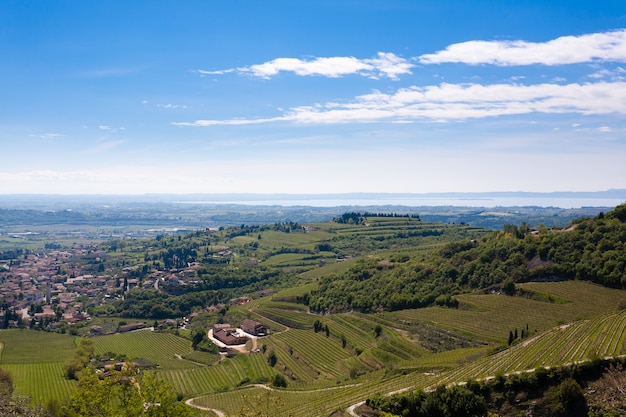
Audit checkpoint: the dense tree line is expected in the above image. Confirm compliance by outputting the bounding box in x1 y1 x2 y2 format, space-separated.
310 204 626 313
0 248 26 261
194 266 283 292
334 212 421 224
367 357 626 417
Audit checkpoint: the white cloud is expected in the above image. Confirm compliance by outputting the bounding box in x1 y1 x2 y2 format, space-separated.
588 66 626 80
197 52 413 80
96 125 126 133
173 81 626 126
419 29 626 66
157 103 188 109
29 133 64 139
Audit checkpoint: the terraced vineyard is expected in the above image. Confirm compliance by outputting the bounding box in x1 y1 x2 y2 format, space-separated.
161 351 275 395
388 280 626 344
189 310 626 417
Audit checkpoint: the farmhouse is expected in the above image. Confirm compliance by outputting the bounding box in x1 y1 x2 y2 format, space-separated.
118 323 146 333
213 326 249 345
240 319 267 336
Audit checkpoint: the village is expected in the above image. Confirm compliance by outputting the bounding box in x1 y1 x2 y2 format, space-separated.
0 244 269 343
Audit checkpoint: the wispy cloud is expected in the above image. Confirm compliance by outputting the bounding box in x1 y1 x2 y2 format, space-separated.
197 52 413 80
174 81 626 126
157 103 188 109
419 29 626 66
588 66 626 80
29 133 64 139
96 125 126 133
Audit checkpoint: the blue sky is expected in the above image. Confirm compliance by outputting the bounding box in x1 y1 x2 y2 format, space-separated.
2 0 626 195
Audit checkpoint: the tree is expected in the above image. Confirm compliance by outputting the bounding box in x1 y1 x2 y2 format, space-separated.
267 350 278 367
63 339 95 380
502 279 516 296
140 372 195 417
272 374 287 388
63 366 194 417
191 328 205 349
556 378 587 417
374 324 383 338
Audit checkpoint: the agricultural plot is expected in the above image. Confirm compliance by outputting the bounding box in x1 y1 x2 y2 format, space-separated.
181 349 220 365
270 329 353 379
261 337 325 384
389 280 626 344
271 281 317 299
2 362 75 402
0 329 77 364
436 310 626 386
254 307 317 329
190 381 386 417
518 280 626 316
188 309 626 417
91 330 197 370
261 252 329 268
326 314 378 351
0 330 78 402
161 352 275 395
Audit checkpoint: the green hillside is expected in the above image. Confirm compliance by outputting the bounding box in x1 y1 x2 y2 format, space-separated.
0 206 625 416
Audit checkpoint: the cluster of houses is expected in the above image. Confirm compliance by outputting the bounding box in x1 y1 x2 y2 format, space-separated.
0 245 276 348
0 246 196 329
0 249 99 328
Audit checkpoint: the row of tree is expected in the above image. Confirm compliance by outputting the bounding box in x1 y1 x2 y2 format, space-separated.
333 211 421 224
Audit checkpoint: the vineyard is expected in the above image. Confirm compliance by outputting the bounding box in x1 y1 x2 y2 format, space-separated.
2 280 623 411
388 280 626 344
189 309 626 417
1 209 626 415
0 330 77 401
91 330 198 370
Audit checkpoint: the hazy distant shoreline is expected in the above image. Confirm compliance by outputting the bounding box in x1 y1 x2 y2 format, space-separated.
1 190 625 209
